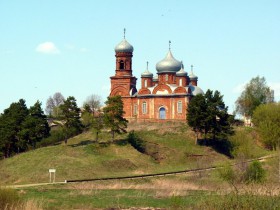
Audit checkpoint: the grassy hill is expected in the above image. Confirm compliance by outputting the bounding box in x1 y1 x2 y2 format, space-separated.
0 122 270 185
1 122 279 209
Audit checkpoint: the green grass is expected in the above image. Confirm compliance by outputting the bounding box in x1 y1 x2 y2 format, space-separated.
18 184 280 210
0 123 272 185
0 121 278 209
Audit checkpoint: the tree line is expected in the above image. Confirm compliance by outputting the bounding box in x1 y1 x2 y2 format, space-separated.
0 100 49 158
0 93 127 158
0 75 278 159
187 76 279 152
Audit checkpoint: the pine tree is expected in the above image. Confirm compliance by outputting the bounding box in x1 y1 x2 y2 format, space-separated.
19 101 50 149
0 99 28 157
103 95 128 141
60 96 82 144
187 89 233 142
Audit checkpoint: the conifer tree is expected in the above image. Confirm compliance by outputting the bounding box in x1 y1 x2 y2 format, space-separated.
187 89 233 142
103 95 128 141
60 96 82 144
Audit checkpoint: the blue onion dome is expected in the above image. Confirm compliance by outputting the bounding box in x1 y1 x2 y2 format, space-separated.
115 39 134 53
176 61 188 76
156 50 181 73
141 61 153 78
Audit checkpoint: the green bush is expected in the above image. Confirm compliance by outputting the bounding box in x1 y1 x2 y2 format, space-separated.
127 131 146 153
37 127 65 147
218 163 235 183
245 160 266 184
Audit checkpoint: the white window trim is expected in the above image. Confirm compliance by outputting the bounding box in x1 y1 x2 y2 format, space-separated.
144 79 147 88
142 102 147 114
133 104 138 115
177 101 182 113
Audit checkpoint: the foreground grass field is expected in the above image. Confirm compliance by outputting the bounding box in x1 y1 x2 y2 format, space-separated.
1 122 278 209
16 178 280 209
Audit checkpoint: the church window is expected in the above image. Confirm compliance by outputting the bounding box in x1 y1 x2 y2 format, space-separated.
144 79 147 88
177 101 182 113
119 60 124 70
165 74 168 81
179 79 182 86
133 104 138 115
142 102 147 114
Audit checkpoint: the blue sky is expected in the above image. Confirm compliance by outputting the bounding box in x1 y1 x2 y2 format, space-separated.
0 0 279 114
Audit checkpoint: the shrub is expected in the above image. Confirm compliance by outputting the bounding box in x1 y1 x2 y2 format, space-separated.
127 131 146 153
37 127 65 147
218 163 235 183
245 160 266 184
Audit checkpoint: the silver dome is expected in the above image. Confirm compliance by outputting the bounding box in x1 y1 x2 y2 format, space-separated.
189 85 204 96
141 70 153 78
156 50 181 73
115 39 134 53
141 61 153 78
176 62 188 76
189 70 198 80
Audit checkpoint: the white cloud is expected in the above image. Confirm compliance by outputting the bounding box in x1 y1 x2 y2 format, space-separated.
80 47 90 53
36 42 60 54
65 44 75 50
2 49 14 54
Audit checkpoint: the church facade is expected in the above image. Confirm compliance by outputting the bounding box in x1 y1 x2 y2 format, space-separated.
110 35 203 121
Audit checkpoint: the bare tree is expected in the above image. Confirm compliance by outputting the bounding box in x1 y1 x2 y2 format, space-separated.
53 92 65 107
45 96 55 116
83 94 102 115
45 92 65 117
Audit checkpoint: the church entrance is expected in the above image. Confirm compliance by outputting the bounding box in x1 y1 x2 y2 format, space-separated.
159 107 166 119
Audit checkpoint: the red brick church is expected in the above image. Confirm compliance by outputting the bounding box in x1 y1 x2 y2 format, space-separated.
110 32 204 121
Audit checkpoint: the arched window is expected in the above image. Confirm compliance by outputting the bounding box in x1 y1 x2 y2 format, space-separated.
165 74 168 81
177 101 182 113
179 79 182 86
159 107 166 119
144 79 147 88
119 60 124 70
133 104 138 115
142 102 147 114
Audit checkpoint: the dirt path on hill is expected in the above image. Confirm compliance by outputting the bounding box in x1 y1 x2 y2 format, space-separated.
5 154 276 189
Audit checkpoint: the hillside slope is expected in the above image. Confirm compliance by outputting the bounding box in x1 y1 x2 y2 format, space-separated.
0 122 267 184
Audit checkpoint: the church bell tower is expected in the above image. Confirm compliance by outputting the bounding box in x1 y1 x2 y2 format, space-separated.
110 29 137 96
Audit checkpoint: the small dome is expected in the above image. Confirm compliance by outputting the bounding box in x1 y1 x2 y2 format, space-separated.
189 65 198 80
156 50 181 73
153 75 158 81
115 39 134 53
141 70 153 78
189 85 204 96
176 62 188 76
189 70 198 80
141 61 153 78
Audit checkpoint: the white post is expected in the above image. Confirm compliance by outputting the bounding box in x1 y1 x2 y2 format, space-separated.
49 169 56 183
